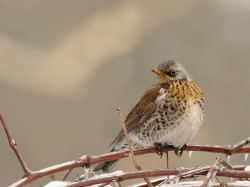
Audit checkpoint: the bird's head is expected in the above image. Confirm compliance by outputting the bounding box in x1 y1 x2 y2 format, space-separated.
152 60 191 84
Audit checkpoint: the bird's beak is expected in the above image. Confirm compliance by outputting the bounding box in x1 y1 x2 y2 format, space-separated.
151 69 162 75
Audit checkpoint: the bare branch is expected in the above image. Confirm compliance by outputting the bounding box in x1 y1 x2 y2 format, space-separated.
117 108 153 187
65 166 250 187
8 143 250 187
62 168 73 181
1 112 248 187
185 142 250 155
156 166 211 186
130 165 249 187
9 155 93 187
0 113 31 177
202 157 225 187
230 137 250 155
117 108 139 170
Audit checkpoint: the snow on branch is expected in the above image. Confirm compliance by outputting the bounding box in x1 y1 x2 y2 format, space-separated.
1 114 250 187
66 165 250 187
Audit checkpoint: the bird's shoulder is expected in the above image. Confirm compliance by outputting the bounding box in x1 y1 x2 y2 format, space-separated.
125 83 169 121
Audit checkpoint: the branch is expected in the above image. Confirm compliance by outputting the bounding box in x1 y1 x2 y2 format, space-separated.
154 166 211 186
117 108 138 169
9 145 250 187
1 112 249 187
117 108 153 187
230 137 250 154
58 166 250 187
0 113 31 177
9 155 93 187
202 157 230 187
126 165 250 187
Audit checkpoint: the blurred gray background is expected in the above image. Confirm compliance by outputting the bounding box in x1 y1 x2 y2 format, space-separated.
0 0 250 186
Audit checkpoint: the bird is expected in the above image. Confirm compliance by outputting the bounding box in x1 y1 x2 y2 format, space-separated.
94 60 205 172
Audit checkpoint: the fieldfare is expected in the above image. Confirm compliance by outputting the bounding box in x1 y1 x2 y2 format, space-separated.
94 60 205 172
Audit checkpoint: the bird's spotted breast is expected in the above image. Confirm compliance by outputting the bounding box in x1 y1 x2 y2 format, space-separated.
136 80 204 148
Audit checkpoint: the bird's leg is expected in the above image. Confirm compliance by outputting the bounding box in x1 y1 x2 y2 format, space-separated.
174 144 186 157
154 143 164 158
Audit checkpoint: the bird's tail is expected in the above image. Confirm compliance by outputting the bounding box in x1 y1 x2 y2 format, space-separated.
93 148 118 172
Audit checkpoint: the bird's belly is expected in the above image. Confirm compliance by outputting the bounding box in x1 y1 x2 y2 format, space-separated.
134 103 203 149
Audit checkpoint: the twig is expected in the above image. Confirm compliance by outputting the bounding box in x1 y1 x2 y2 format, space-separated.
117 108 153 187
215 176 227 187
117 108 139 169
178 166 211 179
62 168 73 181
0 113 31 177
166 151 169 168
202 157 233 187
229 137 250 155
157 166 211 186
112 180 122 187
202 157 222 187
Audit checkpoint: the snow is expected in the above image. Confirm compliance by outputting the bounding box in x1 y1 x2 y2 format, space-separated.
244 153 249 161
156 176 177 186
90 170 124 180
11 139 16 145
209 171 217 185
43 181 71 187
9 178 27 187
130 180 250 187
37 160 76 173
91 184 113 187
43 180 250 187
158 181 206 186
188 151 193 159
227 181 250 186
245 165 250 172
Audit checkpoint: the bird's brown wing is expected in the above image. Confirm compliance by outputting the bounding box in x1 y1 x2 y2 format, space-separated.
110 84 164 146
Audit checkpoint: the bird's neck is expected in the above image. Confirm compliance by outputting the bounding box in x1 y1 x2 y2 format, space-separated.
156 75 169 84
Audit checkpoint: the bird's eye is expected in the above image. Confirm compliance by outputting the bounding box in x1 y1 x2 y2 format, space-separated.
169 70 177 77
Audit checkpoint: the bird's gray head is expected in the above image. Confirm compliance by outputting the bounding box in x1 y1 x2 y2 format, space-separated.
152 60 191 83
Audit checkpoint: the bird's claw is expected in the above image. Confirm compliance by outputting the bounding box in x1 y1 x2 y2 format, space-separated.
154 143 186 157
174 144 186 157
154 143 164 158
174 149 183 157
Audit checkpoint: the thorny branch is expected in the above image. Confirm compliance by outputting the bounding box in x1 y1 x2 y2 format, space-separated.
0 113 249 186
0 113 31 177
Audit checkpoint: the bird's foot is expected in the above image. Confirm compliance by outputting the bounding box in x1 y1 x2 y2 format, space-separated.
154 143 164 158
174 144 186 157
